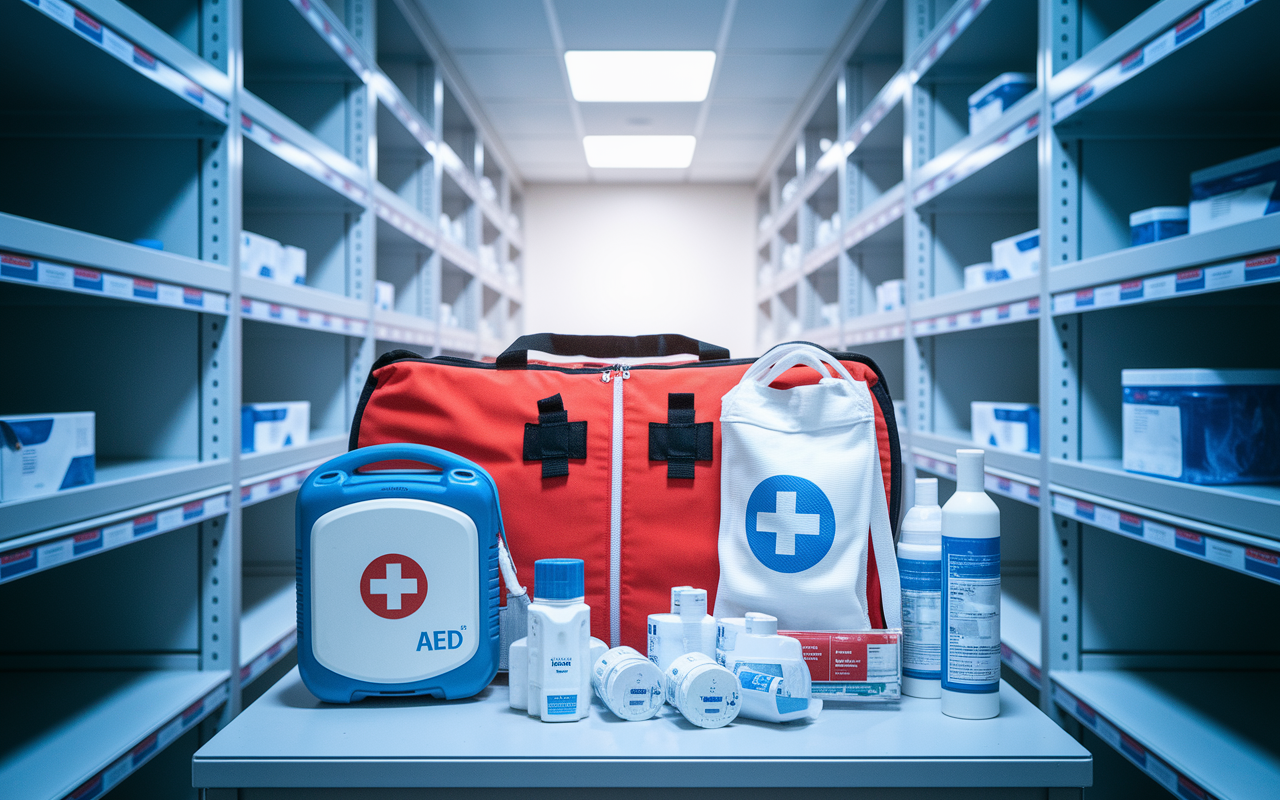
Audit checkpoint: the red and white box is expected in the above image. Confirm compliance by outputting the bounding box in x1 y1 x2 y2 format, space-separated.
780 629 902 700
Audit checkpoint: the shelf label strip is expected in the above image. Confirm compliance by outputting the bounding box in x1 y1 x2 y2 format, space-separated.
1051 492 1280 586
912 453 1040 505
288 0 370 78
239 296 368 337
1000 642 1042 684
1052 250 1279 315
913 296 1040 337
1052 0 1259 123
909 0 992 80
912 113 1039 206
241 114 369 205
240 465 318 507
1052 682 1211 800
0 494 229 585
846 323 905 346
0 251 229 313
846 199 904 251
374 198 437 249
374 322 435 347
24 0 228 121
239 630 299 686
66 680 229 800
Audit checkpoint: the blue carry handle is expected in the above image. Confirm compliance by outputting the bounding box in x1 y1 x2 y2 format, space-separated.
321 443 484 479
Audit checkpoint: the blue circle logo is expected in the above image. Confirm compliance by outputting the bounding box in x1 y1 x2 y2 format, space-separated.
744 476 835 573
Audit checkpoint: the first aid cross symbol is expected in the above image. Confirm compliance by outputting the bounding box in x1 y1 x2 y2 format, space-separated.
370 563 416 610
756 492 820 556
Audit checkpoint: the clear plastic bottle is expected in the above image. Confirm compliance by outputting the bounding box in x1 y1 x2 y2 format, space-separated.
941 450 1001 719
898 478 942 699
527 558 591 722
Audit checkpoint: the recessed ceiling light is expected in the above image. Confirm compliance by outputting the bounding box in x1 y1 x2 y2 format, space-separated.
583 135 697 169
565 51 716 102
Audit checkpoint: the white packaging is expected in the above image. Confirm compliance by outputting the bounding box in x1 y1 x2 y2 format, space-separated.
240 231 283 282
240 402 309 454
968 73 1034 134
279 245 307 286
721 612 820 723
971 402 1040 453
374 280 395 312
479 176 498 202
898 478 942 698
1189 146 1280 234
941 450 1000 720
820 302 840 328
508 637 528 710
876 279 904 312
0 412 95 501
527 559 591 722
990 229 1040 279
781 242 802 272
592 646 665 721
664 652 741 729
737 669 822 723
715 617 748 667
963 262 1000 290
647 587 717 673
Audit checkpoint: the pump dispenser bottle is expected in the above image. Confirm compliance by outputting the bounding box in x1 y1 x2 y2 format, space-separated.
527 558 591 722
940 450 1001 719
899 478 942 698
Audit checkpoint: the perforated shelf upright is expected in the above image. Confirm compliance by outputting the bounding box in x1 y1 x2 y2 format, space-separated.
757 1 1280 797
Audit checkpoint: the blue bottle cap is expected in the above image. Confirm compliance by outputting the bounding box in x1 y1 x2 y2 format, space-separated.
534 558 584 600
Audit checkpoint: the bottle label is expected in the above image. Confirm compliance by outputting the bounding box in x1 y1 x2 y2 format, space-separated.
899 556 941 680
545 694 578 715
941 536 1000 693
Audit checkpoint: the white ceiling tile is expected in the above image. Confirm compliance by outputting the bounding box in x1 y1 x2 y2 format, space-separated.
504 137 587 164
727 0 859 50
483 101 578 137
587 167 692 182
714 52 827 99
417 0 555 50
692 137 775 164
700 100 796 137
578 102 701 135
688 163 759 182
452 53 566 101
553 0 727 49
522 164 592 181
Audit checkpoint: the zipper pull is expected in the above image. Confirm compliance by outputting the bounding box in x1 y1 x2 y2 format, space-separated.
600 364 631 383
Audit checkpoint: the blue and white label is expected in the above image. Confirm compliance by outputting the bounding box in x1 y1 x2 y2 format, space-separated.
745 475 835 573
899 556 942 680
545 694 578 715
941 537 1000 693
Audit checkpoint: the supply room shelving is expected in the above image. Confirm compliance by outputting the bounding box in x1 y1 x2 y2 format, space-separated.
759 1 1280 797
0 0 524 795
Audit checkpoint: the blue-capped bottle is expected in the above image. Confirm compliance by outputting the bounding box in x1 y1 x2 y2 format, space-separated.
899 478 942 699
527 558 592 722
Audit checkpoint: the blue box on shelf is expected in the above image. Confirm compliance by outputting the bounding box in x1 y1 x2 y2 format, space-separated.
1129 207 1188 246
968 73 1034 134
1122 369 1280 484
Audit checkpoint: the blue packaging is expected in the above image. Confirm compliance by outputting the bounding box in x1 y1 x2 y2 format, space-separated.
1122 369 1280 484
296 443 502 703
968 73 1034 134
1129 207 1189 246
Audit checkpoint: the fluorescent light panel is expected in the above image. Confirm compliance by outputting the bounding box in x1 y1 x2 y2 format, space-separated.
565 51 716 102
583 135 697 169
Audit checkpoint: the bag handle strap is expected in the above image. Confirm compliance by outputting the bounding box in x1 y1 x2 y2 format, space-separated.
745 343 857 386
497 333 730 369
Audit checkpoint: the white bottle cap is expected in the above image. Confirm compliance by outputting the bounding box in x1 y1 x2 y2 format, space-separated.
593 646 665 721
915 477 938 506
676 588 707 619
744 612 778 635
665 652 740 729
669 585 694 613
956 449 985 492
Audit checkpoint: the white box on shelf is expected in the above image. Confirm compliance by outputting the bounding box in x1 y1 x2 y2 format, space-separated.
875 279 904 312
440 303 461 329
1129 206 1189 246
241 402 309 455
990 228 1040 279
241 231 283 282
0 412 95 501
479 244 498 272
820 302 840 327
963 262 1000 290
479 176 498 202
374 281 395 312
1189 146 1280 234
279 245 307 286
780 176 801 203
781 242 802 272
971 402 1039 453
968 73 1034 134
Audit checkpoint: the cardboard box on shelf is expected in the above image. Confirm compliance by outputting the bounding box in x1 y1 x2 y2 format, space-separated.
0 412 95 501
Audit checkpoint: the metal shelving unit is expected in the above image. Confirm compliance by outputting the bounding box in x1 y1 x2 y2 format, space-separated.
0 0 523 796
757 0 1280 797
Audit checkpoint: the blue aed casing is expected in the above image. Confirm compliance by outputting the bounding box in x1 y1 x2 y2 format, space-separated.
296 443 502 703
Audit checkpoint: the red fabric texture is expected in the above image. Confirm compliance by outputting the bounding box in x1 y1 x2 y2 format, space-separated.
355 356 896 650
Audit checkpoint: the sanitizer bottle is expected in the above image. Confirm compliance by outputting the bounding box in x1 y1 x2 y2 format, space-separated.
527 558 591 722
941 450 1001 719
899 478 942 699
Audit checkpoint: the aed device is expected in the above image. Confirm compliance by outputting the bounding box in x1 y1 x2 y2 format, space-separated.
296 444 502 703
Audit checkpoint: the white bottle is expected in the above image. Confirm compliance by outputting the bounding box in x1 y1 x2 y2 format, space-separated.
510 635 606 712
715 616 748 667
592 646 665 721
664 652 741 728
899 478 943 699
527 558 591 722
724 613 813 700
941 450 1001 719
647 586 716 672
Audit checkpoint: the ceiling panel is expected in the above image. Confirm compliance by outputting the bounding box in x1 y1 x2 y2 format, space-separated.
578 102 701 135
714 52 827 99
553 0 727 50
688 163 760 181
727 0 861 50
417 0 555 50
691 137 775 164
700 100 795 137
503 137 586 165
482 101 578 137
453 53 565 100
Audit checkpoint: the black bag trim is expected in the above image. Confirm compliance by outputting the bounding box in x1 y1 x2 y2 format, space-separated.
522 393 587 478
648 393 713 479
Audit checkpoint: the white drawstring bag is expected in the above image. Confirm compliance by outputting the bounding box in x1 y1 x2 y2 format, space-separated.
713 343 901 631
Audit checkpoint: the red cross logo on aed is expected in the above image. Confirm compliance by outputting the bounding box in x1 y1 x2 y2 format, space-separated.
359 554 427 619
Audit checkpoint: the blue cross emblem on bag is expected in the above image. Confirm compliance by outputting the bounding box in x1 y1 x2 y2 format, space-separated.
744 475 835 573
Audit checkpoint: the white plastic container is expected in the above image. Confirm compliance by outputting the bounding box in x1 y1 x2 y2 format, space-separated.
990 229 1040 280
0 412 95 501
715 617 748 667
527 558 591 722
647 586 716 672
663 652 741 729
736 669 822 723
240 402 309 454
898 478 942 699
876 279 905 312
941 450 1001 720
1129 206 1188 246
592 646 665 721
723 613 820 723
968 73 1034 133
374 280 395 312
1189 145 1280 234
508 637 528 710
971 402 1040 453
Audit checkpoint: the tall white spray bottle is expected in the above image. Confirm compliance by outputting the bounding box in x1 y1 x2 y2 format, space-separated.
898 478 942 699
527 558 591 722
940 450 1001 719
